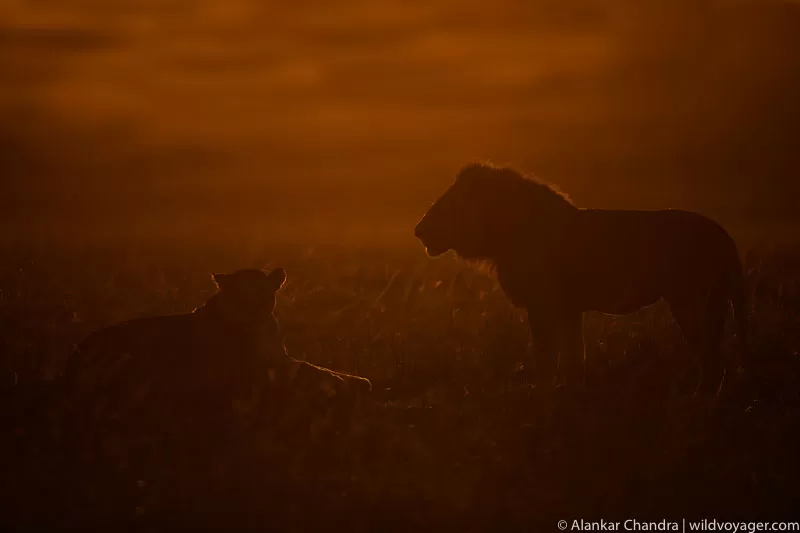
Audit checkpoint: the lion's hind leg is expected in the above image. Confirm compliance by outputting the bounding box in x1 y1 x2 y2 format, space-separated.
668 290 728 395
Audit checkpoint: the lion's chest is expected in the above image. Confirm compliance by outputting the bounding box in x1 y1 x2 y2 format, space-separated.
495 251 663 317
496 261 563 309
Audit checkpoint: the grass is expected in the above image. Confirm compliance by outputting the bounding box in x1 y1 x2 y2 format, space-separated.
1 238 799 531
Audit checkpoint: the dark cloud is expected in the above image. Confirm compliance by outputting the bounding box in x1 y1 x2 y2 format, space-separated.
2 0 799 240
0 26 118 50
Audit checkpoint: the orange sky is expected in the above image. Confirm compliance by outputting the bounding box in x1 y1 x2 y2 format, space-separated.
2 0 799 238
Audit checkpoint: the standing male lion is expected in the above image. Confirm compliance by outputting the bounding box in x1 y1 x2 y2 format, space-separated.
414 163 748 393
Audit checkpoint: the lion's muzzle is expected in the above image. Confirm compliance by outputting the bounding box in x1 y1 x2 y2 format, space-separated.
415 218 449 257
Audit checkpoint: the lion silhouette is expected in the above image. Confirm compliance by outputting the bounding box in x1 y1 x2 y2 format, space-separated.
415 163 748 393
63 268 290 431
63 267 371 442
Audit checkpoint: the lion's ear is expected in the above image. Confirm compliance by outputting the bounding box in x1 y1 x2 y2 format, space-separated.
265 268 287 292
457 162 491 182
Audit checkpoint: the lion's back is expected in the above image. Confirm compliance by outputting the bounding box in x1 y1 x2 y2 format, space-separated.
575 209 742 309
578 209 739 274
499 208 743 314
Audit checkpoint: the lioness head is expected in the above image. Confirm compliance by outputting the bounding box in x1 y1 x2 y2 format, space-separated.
211 268 286 324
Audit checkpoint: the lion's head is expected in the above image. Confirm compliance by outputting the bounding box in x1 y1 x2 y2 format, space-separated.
414 163 574 260
211 268 287 324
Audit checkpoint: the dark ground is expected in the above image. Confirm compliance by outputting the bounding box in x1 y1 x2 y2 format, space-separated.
1 238 799 531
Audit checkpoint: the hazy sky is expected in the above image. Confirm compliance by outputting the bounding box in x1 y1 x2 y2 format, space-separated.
2 0 799 236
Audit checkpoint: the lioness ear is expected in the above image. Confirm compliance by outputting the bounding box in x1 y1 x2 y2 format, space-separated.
212 272 231 290
265 268 286 292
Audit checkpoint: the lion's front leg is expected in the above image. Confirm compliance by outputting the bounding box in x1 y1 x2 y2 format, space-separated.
559 311 586 389
527 317 560 390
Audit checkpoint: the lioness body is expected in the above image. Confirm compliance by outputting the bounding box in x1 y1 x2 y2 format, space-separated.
416 163 747 392
64 269 290 433
65 308 284 419
63 267 371 443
